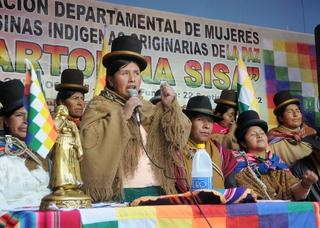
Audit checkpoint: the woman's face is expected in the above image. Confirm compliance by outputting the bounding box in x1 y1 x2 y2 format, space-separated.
190 114 214 144
219 107 236 129
108 62 141 99
4 106 28 140
62 92 85 118
244 126 268 152
280 104 302 129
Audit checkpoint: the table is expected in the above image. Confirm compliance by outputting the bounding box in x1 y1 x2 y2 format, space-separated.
1 202 319 228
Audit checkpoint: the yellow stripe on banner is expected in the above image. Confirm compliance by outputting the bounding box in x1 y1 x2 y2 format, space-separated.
157 219 192 228
116 206 157 220
156 205 193 228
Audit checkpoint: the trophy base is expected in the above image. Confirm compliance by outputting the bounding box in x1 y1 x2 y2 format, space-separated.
40 189 92 210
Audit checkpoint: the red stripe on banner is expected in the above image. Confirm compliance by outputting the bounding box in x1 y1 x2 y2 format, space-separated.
227 215 259 228
24 70 31 97
313 202 320 228
192 205 227 218
60 210 81 228
37 210 54 228
36 210 80 228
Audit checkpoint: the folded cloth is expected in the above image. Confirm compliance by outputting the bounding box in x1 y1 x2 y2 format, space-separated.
130 187 256 206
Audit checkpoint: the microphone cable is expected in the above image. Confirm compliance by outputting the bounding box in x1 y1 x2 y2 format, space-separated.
136 123 213 228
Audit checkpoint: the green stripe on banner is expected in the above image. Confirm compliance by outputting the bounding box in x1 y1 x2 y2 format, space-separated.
28 123 40 135
29 138 42 150
83 221 118 228
238 102 250 112
30 93 37 104
287 202 314 212
28 107 38 121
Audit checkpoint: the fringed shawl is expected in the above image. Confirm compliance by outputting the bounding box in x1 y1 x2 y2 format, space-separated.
79 88 191 202
267 124 316 165
268 124 317 144
234 149 299 200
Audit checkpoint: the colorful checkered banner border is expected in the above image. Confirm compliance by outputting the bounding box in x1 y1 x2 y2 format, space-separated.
0 0 317 129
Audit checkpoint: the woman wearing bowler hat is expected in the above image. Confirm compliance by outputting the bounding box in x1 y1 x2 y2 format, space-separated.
212 89 239 150
234 110 317 200
0 79 50 208
80 35 191 202
267 90 318 166
55 69 88 126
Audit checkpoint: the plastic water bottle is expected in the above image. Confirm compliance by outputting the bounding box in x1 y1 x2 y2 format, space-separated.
191 143 213 191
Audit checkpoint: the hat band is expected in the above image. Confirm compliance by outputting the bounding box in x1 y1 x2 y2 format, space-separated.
274 98 300 115
215 99 237 107
105 50 145 60
186 108 213 114
55 83 89 93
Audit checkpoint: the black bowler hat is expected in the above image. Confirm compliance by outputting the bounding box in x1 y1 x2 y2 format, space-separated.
273 90 300 115
150 89 161 104
235 110 268 142
55 69 88 93
0 79 24 116
214 89 237 108
183 96 223 122
103 35 147 71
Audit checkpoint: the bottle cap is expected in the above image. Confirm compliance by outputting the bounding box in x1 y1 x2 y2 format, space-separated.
196 144 205 149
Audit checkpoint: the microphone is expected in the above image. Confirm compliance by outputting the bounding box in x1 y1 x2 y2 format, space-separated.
128 88 141 126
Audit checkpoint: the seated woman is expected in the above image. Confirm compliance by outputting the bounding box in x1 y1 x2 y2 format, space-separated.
175 95 237 192
55 69 88 127
0 79 50 209
268 90 317 166
80 35 191 203
290 138 320 201
212 89 239 150
234 110 317 200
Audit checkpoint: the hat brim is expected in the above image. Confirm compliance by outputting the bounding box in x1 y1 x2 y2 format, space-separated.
183 108 223 122
150 96 161 104
0 99 24 116
103 51 147 72
214 98 237 108
55 83 89 93
235 119 268 142
274 98 300 115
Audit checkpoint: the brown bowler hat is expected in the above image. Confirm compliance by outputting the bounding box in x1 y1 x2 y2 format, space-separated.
273 90 300 115
214 89 237 108
55 69 88 93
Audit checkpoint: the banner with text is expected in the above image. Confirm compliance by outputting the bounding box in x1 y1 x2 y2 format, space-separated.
0 0 318 128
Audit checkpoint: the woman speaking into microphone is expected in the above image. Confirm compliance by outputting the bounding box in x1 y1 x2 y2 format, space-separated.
79 35 191 203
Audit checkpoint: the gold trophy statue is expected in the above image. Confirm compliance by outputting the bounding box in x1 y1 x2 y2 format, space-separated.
40 105 91 210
